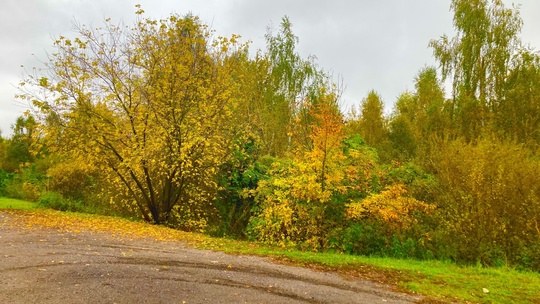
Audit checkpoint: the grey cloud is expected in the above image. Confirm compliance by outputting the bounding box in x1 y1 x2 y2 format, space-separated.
1 0 539 135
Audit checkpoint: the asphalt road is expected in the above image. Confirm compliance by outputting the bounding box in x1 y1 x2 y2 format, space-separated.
0 211 421 303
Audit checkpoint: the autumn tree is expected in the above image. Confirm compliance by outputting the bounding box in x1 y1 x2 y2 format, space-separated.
414 67 449 139
343 105 362 137
346 184 434 245
208 17 332 235
248 89 376 249
20 9 248 226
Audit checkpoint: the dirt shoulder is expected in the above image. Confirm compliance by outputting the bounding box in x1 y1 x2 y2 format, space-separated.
0 211 421 303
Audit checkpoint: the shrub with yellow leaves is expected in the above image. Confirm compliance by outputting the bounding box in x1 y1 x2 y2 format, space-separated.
347 184 435 232
247 99 378 250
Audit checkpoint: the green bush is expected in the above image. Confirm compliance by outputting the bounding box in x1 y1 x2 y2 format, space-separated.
331 221 436 260
39 191 87 212
4 179 41 202
0 169 14 196
214 149 272 237
39 191 69 210
2 166 46 201
382 161 439 202
339 222 387 255
387 236 435 260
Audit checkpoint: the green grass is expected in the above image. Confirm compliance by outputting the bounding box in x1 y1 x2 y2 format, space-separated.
193 239 540 303
0 197 38 210
2 203 539 304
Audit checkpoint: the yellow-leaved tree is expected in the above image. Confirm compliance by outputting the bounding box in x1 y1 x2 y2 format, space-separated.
19 8 249 227
248 89 376 250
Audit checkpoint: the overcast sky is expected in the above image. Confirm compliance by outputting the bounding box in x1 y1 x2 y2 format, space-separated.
1 0 539 136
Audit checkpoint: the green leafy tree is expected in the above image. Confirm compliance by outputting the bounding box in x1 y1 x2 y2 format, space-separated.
413 67 449 140
388 110 417 161
497 50 540 149
430 0 523 140
2 115 37 172
214 138 270 237
0 131 5 170
388 68 449 162
257 16 327 156
0 133 11 196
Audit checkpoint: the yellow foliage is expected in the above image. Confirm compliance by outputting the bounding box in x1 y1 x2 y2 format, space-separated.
432 138 540 266
20 11 249 225
248 97 378 250
46 156 98 199
347 184 435 230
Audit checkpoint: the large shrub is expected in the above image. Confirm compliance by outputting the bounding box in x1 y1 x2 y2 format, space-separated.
432 138 540 269
246 131 381 251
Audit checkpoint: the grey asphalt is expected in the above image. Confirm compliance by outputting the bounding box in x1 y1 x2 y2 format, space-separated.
0 212 421 303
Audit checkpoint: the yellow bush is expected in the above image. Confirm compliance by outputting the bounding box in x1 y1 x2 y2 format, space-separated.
433 138 540 268
46 157 98 200
347 184 435 231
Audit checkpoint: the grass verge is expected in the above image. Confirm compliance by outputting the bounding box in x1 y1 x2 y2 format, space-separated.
1 207 538 304
0 197 38 210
